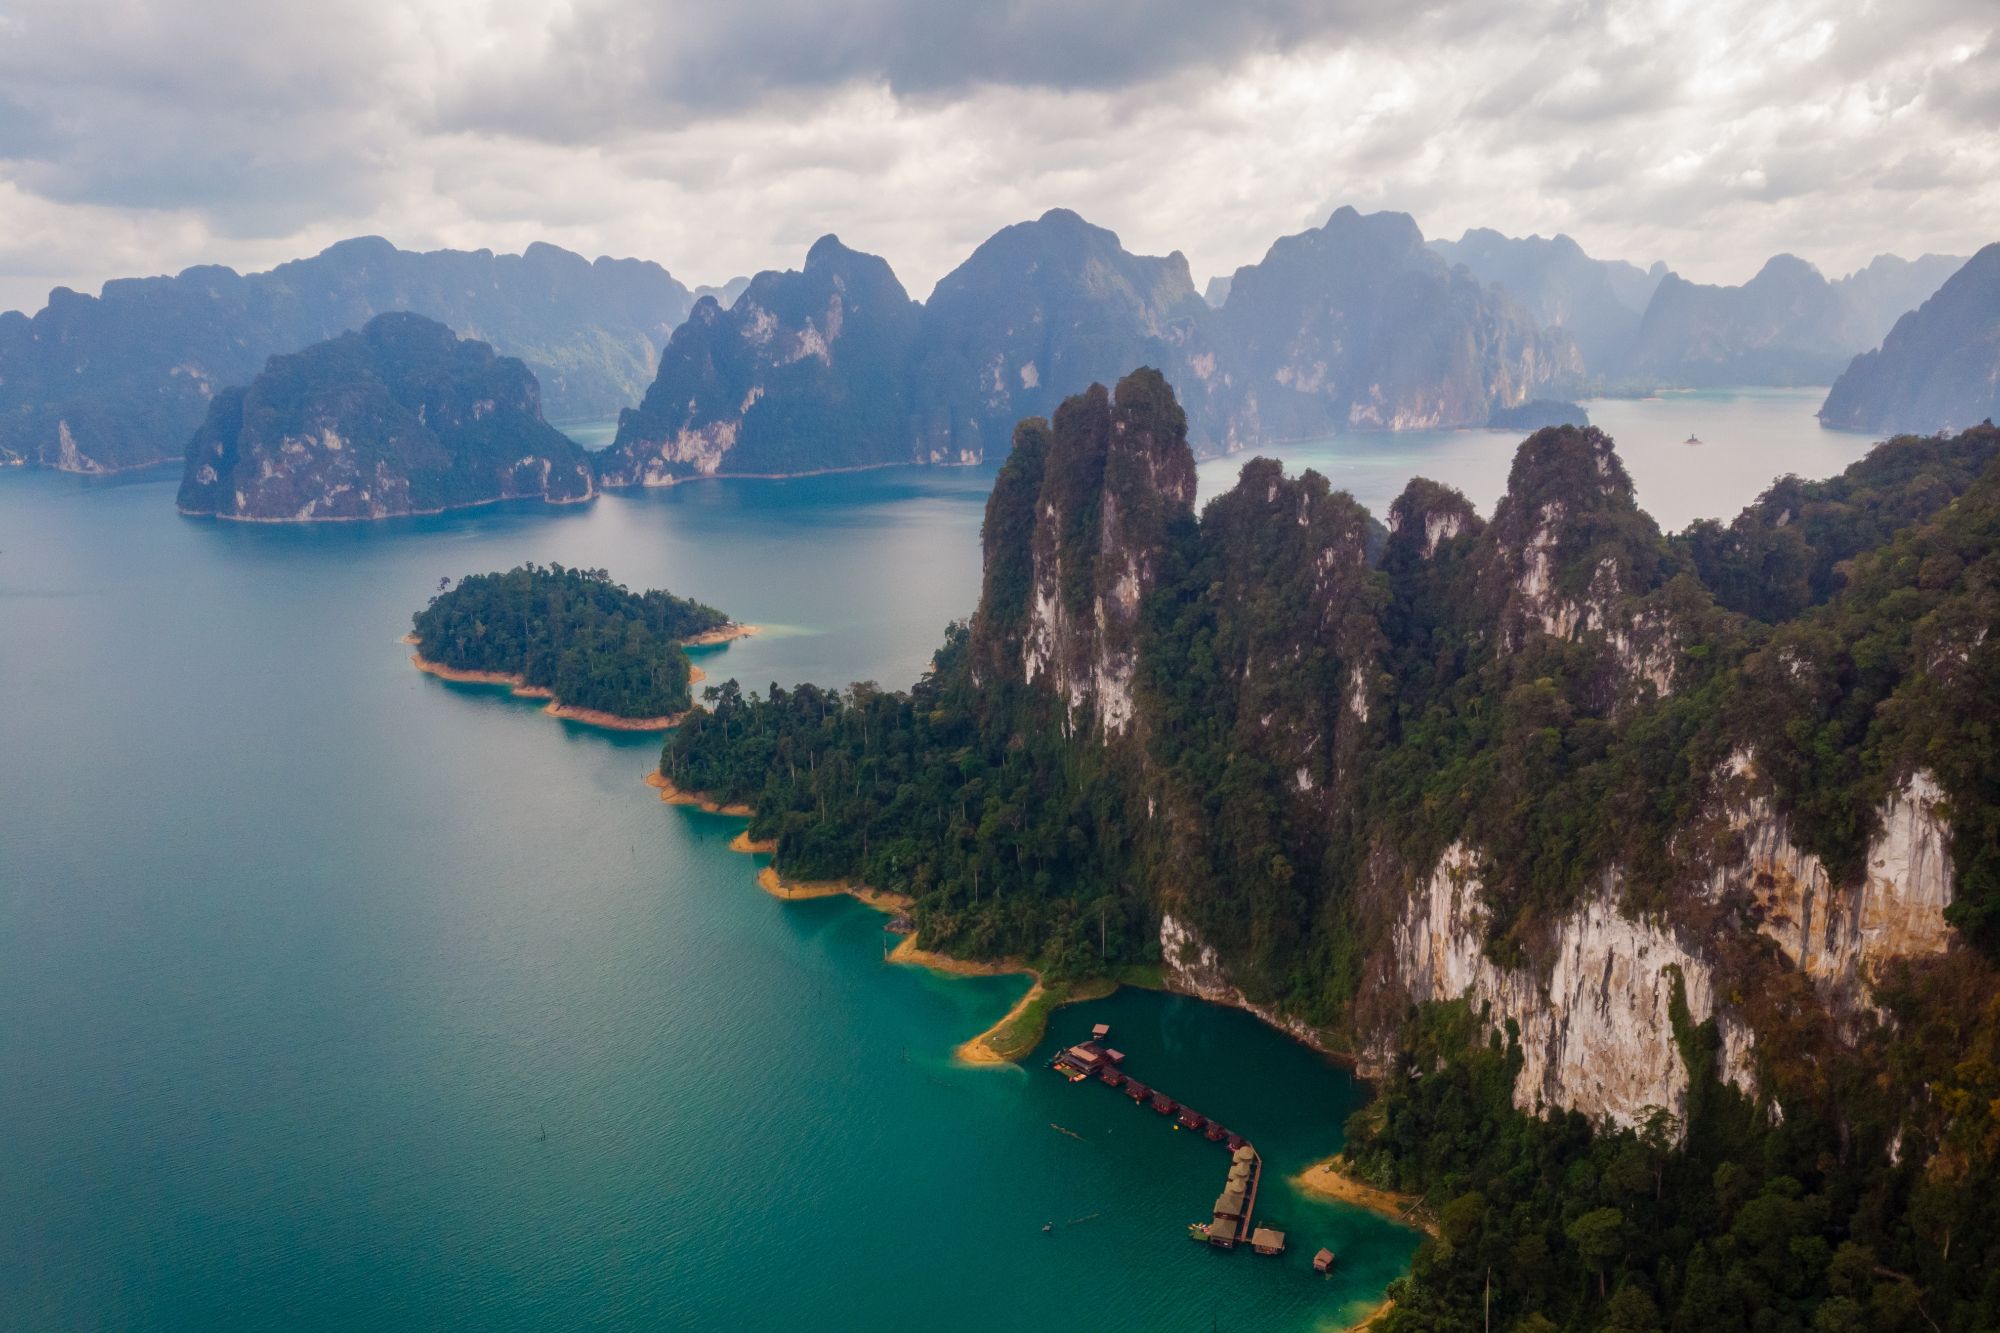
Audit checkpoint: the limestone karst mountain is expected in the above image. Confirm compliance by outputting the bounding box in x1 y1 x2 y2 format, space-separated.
177 313 593 520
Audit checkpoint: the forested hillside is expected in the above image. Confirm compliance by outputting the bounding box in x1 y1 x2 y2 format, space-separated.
412 564 727 720
661 370 2000 1329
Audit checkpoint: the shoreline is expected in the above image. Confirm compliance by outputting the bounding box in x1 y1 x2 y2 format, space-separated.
646 770 754 816
1292 1154 1435 1235
408 645 691 730
654 771 1071 1062
602 458 980 491
646 766 1413 1311
182 487 595 523
683 622 759 648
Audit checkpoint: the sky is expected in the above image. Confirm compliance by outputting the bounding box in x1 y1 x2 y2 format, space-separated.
0 0 1994 314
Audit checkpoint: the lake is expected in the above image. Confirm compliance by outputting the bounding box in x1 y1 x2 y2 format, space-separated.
0 387 1875 1329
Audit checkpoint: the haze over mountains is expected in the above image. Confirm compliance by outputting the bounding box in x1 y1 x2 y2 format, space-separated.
0 238 696 473
1432 230 1970 390
2 207 1989 491
1821 243 2000 436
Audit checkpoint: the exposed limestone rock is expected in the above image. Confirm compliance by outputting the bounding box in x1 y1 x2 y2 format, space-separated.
1160 912 1334 1053
1390 842 1752 1132
598 235 921 486
1018 372 1196 737
176 313 593 522
1705 752 1956 1009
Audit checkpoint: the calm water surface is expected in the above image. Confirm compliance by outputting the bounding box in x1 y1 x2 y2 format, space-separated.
1 388 1877 1329
1195 386 1872 531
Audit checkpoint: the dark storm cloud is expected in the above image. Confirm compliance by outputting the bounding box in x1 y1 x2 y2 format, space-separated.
437 0 1451 138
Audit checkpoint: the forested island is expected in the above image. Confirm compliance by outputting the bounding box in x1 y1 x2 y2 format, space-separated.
409 564 739 726
656 370 1999 1331
178 314 595 521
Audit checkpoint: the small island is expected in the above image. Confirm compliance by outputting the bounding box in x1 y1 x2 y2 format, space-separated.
409 563 745 728
179 312 596 521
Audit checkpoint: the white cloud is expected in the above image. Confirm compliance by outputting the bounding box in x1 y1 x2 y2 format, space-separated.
0 0 1994 313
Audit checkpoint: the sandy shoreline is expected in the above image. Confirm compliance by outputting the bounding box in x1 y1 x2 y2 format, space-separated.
653 771 1055 1061
646 770 754 816
1292 1155 1434 1234
683 623 759 648
408 648 691 730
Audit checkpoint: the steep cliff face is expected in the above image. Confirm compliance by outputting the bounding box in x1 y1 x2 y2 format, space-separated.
1819 244 2000 435
1383 842 1752 1130
0 236 693 472
1015 371 1196 735
909 209 1222 462
1702 752 1956 1011
176 313 592 521
596 235 922 486
1211 207 1582 442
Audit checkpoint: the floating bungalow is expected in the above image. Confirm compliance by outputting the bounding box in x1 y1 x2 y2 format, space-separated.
1045 1023 1285 1258
1313 1248 1337 1275
1052 1041 1124 1082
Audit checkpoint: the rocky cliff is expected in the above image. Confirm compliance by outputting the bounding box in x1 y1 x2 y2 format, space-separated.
176 313 592 521
1004 370 1195 736
1819 244 2000 435
594 236 922 486
909 209 1222 464
662 374 2000 1327
0 237 693 473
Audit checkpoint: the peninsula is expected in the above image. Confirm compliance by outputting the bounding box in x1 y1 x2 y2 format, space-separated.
653 369 2000 1331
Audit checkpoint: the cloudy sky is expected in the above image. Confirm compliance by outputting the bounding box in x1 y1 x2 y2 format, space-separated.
0 0 1994 313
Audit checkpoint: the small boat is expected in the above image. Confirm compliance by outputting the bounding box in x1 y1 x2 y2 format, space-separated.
1684 433 1703 446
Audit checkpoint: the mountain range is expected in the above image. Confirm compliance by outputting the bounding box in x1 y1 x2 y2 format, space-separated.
600 207 1582 486
1435 230 1969 389
0 237 696 473
9 213 1988 490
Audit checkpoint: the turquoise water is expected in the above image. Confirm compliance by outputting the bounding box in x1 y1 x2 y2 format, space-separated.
0 388 1880 1330
0 466 1410 1332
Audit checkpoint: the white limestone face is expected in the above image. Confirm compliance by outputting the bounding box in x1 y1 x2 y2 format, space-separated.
1391 842 1752 1132
1707 752 1955 1010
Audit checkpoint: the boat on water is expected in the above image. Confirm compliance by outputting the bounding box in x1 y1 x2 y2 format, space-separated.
1684 433 1704 446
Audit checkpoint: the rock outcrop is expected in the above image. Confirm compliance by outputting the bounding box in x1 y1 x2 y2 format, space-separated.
909 209 1221 465
1386 843 1751 1130
595 235 922 486
1819 244 2000 435
1703 752 1955 1012
1014 370 1196 736
176 313 592 521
